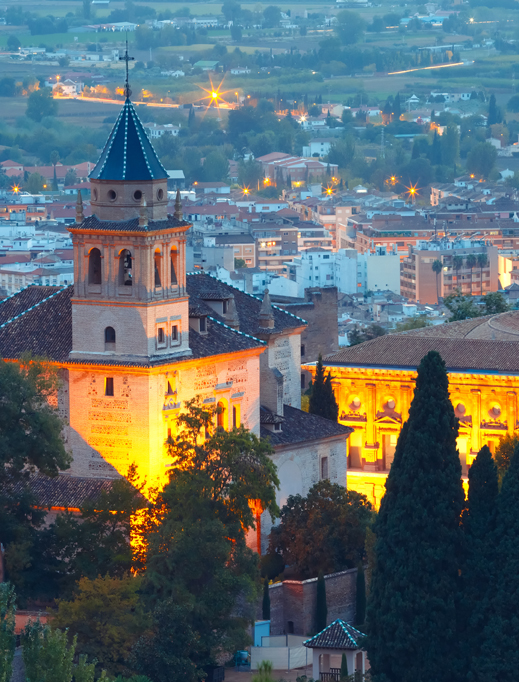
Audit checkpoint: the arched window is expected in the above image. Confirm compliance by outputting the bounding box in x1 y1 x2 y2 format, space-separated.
170 246 178 285
118 249 132 286
88 248 101 285
154 249 162 287
232 404 240 429
217 401 226 431
104 326 116 350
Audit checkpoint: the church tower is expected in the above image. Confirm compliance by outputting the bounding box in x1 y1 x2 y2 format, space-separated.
68 98 191 363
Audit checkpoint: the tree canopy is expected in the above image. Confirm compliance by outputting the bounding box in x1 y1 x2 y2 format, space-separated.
132 400 279 681
309 355 339 422
268 480 372 578
366 351 464 682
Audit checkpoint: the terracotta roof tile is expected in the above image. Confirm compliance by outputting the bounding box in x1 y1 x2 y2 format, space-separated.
261 405 352 446
187 273 307 336
69 214 189 234
2 473 117 509
324 334 519 372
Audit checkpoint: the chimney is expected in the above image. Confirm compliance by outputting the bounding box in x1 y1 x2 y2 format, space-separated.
76 190 84 223
224 294 240 330
258 289 275 329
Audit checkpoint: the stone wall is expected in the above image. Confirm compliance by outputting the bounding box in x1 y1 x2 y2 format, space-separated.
268 568 358 636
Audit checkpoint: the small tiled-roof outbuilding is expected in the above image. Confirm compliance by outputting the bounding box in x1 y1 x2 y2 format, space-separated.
304 620 367 679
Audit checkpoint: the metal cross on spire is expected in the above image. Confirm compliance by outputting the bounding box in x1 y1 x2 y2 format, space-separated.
119 34 134 99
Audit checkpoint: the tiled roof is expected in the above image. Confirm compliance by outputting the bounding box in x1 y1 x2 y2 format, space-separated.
0 284 263 367
261 405 352 446
0 286 73 361
304 620 365 650
90 98 168 182
68 213 189 234
187 273 307 336
324 334 519 373
2 473 117 509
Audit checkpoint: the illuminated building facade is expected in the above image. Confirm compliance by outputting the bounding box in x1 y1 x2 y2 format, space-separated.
0 94 351 550
305 314 519 508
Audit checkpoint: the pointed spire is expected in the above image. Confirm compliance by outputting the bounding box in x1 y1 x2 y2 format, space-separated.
224 294 240 330
174 189 183 221
138 193 148 228
258 289 275 329
76 189 84 223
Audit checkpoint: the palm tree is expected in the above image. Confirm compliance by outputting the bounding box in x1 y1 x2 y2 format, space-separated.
466 254 477 295
477 252 488 295
452 255 464 288
432 259 443 303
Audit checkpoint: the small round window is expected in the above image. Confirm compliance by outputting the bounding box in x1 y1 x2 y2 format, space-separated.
93 189 98 201
108 189 117 201
157 188 164 201
133 190 142 202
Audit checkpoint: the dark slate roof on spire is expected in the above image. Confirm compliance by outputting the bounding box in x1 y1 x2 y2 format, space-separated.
90 98 168 182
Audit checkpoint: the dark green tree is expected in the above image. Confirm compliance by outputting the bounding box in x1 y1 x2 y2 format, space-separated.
26 88 57 122
50 150 60 191
443 291 481 321
483 291 509 314
366 351 464 682
262 578 270 621
340 652 348 680
268 480 372 578
309 355 339 422
335 10 366 45
460 446 498 678
6 35 20 51
494 432 519 477
355 564 366 627
488 94 502 126
0 584 16 682
135 399 279 681
315 572 327 633
475 444 519 681
0 358 70 594
52 575 147 678
466 142 497 179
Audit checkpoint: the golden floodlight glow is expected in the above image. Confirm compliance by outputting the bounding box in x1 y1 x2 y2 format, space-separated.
11 185 20 194
388 62 465 75
241 186 250 195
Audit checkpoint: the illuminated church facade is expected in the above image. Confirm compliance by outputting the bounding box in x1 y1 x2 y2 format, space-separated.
306 316 519 508
0 94 351 549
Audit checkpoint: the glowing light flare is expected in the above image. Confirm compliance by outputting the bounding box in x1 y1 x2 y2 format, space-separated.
324 185 335 196
11 185 20 194
388 62 465 76
194 76 232 116
405 183 420 202
240 186 251 195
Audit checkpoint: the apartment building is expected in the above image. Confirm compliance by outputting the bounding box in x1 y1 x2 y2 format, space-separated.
400 238 499 304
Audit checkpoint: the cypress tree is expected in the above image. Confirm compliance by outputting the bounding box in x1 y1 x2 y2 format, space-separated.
355 564 366 627
460 446 498 678
262 577 270 621
475 444 519 681
315 571 327 633
365 351 464 682
340 652 348 680
309 355 339 422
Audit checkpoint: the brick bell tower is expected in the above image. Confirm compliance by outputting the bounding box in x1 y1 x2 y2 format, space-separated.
68 75 191 364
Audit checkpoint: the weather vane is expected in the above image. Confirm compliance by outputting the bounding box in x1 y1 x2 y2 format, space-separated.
119 34 134 99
